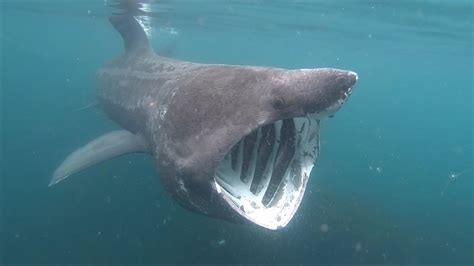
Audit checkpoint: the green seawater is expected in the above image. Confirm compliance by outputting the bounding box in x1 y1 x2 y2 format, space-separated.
1 0 472 264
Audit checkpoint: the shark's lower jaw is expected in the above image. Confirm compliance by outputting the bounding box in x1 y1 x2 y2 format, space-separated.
214 116 320 230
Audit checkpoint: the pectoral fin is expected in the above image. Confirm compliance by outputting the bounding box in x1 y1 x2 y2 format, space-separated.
50 130 150 186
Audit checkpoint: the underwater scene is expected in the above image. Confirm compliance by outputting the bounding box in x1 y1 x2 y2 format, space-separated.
1 0 472 264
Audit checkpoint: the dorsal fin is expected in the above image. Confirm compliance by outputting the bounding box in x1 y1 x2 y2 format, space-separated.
109 15 153 56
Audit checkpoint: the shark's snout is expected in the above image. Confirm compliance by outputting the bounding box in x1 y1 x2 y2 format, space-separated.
295 69 358 119
335 70 358 101
329 69 357 94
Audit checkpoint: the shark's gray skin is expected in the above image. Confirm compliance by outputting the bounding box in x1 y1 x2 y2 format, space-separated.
51 15 358 230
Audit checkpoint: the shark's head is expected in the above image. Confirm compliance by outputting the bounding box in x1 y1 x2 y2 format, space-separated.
262 68 357 120
157 66 357 230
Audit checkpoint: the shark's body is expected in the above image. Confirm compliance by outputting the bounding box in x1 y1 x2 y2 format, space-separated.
51 16 358 229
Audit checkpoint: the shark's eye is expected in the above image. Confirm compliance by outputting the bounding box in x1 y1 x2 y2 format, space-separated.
272 97 286 110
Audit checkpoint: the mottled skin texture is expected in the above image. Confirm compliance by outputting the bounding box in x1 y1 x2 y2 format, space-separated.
97 52 356 222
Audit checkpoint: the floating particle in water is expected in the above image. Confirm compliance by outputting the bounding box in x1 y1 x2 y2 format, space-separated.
355 242 362 252
369 165 383 173
448 171 464 181
210 238 227 248
320 223 329 233
168 28 179 36
163 216 172 225
441 169 470 196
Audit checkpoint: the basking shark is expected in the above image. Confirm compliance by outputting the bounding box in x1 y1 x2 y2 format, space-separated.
50 15 358 230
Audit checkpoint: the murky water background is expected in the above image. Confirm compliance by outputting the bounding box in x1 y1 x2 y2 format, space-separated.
1 0 472 264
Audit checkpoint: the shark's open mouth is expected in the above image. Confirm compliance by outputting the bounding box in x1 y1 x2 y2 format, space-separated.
212 72 356 230
214 116 320 230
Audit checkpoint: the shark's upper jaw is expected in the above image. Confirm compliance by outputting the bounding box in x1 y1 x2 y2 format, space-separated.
213 116 320 230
